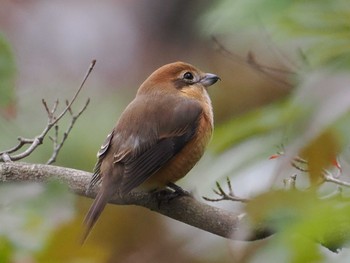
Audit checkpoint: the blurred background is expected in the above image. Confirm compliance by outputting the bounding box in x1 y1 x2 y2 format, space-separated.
1 0 350 262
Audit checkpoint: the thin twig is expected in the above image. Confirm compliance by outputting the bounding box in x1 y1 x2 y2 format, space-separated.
291 161 309 172
272 151 350 188
42 99 52 118
212 36 294 88
65 99 73 115
0 138 32 155
46 59 95 128
324 171 350 187
247 51 295 74
46 98 90 164
203 177 249 203
283 174 297 190
1 153 12 163
51 99 59 116
0 60 96 162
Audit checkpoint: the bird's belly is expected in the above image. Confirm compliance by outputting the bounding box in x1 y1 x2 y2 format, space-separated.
140 117 212 190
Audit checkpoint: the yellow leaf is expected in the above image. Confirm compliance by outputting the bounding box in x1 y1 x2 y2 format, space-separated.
300 130 340 185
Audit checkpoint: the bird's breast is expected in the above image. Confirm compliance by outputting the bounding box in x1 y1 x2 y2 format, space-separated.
141 110 213 190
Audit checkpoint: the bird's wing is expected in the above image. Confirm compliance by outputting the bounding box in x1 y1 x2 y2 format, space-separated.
89 131 114 190
114 96 203 195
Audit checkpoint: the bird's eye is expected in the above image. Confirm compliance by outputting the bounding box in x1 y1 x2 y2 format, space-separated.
183 72 194 81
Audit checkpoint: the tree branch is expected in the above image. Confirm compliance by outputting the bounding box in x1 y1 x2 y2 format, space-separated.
0 60 96 163
203 177 250 203
0 161 272 241
212 36 295 89
46 98 90 164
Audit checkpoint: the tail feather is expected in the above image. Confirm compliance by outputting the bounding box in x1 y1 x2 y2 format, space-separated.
81 189 110 243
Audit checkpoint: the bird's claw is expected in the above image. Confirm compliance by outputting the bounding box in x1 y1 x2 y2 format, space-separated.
152 183 191 208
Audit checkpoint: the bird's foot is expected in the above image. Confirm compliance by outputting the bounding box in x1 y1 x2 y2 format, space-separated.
152 183 191 208
166 182 191 196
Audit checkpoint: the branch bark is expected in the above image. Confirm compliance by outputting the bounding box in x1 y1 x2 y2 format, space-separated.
0 162 272 241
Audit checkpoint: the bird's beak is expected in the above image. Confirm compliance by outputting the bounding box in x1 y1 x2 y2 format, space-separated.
200 73 220 87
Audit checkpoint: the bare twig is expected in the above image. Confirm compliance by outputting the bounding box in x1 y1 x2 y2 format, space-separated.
324 171 350 187
1 153 12 163
48 125 58 143
203 177 249 203
0 139 28 156
52 59 95 125
291 161 309 172
271 150 350 189
246 51 294 75
212 36 294 88
283 174 297 190
0 60 96 163
42 99 52 118
46 98 90 164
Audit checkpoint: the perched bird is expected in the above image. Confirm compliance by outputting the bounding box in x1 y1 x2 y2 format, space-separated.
83 61 219 241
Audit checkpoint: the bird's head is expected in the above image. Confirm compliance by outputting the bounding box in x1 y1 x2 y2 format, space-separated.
137 62 220 100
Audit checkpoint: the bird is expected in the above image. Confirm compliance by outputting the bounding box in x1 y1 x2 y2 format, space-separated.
83 61 220 241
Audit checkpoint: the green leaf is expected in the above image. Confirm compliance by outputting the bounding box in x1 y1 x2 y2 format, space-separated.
246 189 350 261
0 238 12 263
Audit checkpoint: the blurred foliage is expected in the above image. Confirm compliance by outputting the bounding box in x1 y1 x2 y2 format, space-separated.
211 99 298 153
203 0 350 262
301 130 340 185
203 0 350 69
207 0 350 185
0 181 75 262
0 33 16 119
247 190 350 262
37 214 110 263
2 0 350 262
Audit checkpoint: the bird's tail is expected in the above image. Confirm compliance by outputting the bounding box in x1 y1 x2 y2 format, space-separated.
81 188 111 244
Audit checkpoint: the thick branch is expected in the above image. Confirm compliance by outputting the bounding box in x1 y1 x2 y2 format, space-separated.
0 162 271 241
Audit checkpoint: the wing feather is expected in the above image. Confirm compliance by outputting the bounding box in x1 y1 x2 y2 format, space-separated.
88 131 114 190
115 97 203 194
120 138 174 194
90 95 203 195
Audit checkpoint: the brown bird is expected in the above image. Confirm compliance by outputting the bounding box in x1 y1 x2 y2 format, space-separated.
83 61 219 241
